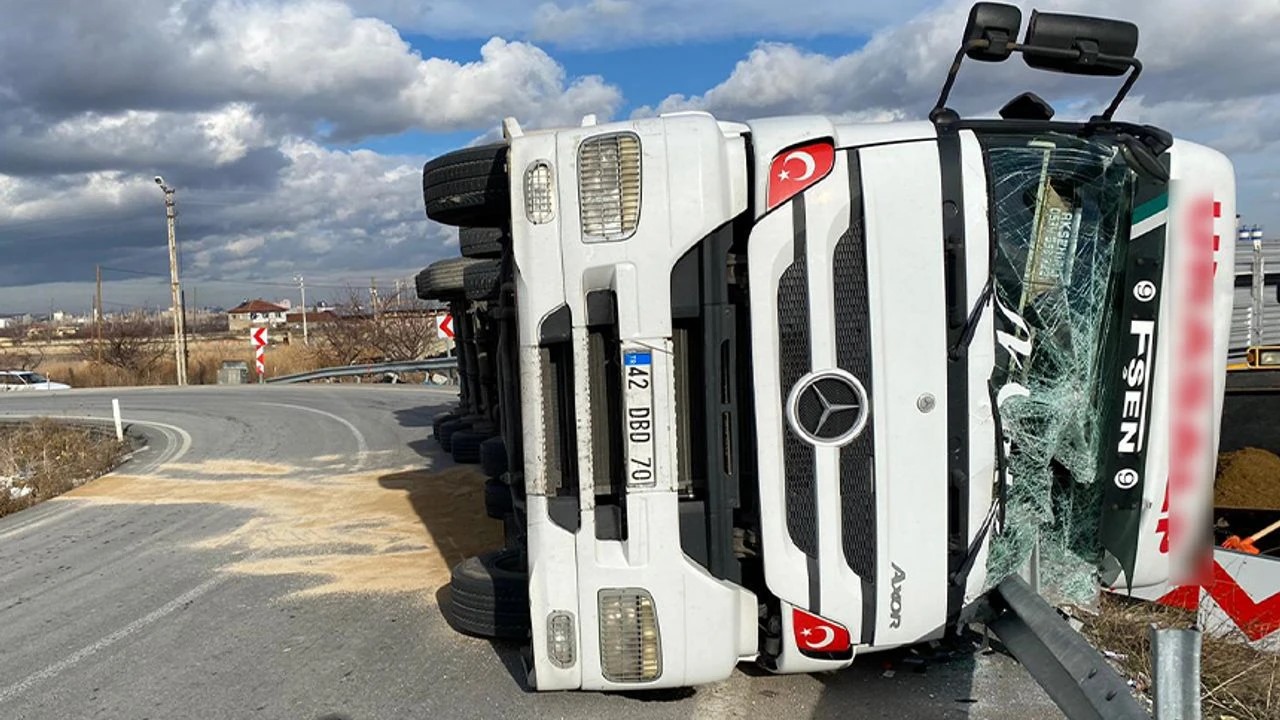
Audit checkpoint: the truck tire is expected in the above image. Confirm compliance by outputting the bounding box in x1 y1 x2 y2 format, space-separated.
485 477 513 519
450 430 488 464
479 436 508 478
422 257 483 300
423 144 509 228
459 227 506 259
464 260 502 302
432 411 462 441
446 549 529 639
414 266 433 301
438 418 472 452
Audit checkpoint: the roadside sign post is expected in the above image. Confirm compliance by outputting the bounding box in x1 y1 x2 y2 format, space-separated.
437 313 455 356
252 327 268 383
436 313 456 384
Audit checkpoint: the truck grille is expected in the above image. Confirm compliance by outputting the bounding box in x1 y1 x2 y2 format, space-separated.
834 215 876 580
779 199 817 558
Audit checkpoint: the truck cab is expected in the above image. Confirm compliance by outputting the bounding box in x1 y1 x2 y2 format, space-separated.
415 2 1236 696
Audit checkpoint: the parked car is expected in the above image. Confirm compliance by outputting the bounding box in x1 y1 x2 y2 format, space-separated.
0 371 71 391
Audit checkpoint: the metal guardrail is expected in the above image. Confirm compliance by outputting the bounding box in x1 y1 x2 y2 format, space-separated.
988 575 1150 720
265 358 459 385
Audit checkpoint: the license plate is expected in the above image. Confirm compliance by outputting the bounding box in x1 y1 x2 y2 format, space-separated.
623 348 656 488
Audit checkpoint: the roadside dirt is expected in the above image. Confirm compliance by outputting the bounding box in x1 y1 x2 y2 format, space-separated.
0 419 125 518
1085 593 1280 720
1216 447 1280 509
62 463 502 598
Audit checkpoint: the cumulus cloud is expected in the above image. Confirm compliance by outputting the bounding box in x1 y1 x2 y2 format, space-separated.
0 0 625 311
2 0 1278 313
0 0 621 139
0 139 447 311
639 0 1280 229
0 105 274 177
643 0 1280 121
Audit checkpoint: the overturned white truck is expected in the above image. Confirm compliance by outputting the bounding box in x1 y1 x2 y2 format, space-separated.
414 2 1235 709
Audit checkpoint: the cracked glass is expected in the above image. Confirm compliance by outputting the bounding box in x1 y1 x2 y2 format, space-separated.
979 132 1136 606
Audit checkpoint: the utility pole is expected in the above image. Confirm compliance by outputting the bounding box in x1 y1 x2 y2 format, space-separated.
370 277 379 319
156 176 188 386
294 274 309 345
95 264 103 361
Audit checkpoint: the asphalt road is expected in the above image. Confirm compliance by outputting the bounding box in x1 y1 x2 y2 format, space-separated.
0 385 1062 719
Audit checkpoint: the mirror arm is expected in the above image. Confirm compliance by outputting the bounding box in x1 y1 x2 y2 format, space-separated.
933 39 1014 121
1099 56 1142 120
934 40 1142 123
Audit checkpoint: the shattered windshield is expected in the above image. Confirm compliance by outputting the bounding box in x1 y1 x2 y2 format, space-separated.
980 132 1135 606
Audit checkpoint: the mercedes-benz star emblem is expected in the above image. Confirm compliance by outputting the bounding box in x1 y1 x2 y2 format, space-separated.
785 370 870 447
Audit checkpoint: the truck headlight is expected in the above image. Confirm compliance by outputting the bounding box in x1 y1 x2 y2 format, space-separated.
598 588 661 683
578 132 641 242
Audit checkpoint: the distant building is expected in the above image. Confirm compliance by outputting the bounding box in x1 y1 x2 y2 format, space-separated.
285 309 340 326
226 299 290 332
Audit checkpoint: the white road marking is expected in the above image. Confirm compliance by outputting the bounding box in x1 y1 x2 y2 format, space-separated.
0 575 225 705
257 402 370 471
0 413 192 473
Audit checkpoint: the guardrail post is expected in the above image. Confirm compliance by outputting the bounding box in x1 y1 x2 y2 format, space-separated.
1151 625 1201 720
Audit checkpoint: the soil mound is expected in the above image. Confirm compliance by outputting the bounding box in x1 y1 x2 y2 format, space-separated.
1216 447 1280 509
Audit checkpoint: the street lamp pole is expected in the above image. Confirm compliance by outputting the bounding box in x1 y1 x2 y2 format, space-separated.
295 274 309 345
155 176 188 386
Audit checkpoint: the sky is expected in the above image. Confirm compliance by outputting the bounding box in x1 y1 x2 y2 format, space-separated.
0 0 1277 314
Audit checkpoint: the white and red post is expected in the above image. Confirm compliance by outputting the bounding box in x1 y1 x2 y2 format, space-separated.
252 327 268 382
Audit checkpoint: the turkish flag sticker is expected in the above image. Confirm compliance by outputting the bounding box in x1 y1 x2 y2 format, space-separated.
767 140 836 210
792 607 852 658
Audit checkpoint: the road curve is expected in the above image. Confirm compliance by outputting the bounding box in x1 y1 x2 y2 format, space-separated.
0 385 1059 720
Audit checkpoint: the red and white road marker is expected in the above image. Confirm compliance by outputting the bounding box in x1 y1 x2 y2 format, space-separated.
251 327 268 380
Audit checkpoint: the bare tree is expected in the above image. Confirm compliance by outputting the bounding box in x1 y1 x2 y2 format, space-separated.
77 314 171 374
367 289 439 361
310 287 374 366
0 345 45 371
310 286 441 366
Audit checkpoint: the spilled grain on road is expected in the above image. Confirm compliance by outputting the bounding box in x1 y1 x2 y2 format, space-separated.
58 463 502 599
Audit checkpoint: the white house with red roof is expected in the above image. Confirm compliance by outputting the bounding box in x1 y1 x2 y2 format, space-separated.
226 299 289 332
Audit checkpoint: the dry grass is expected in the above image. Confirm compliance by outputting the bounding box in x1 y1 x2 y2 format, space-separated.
0 419 126 518
36 337 331 387
1084 593 1280 719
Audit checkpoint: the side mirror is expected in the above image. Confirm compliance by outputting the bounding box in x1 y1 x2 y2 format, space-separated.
1022 10 1138 77
962 2 1023 62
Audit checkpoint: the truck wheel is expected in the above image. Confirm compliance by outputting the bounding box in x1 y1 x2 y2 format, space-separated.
438 419 472 452
422 257 483 300
479 436 508 478
450 430 489 464
459 227 506 259
446 549 529 639
423 144 509 228
464 260 502 302
485 477 513 519
432 411 462 441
